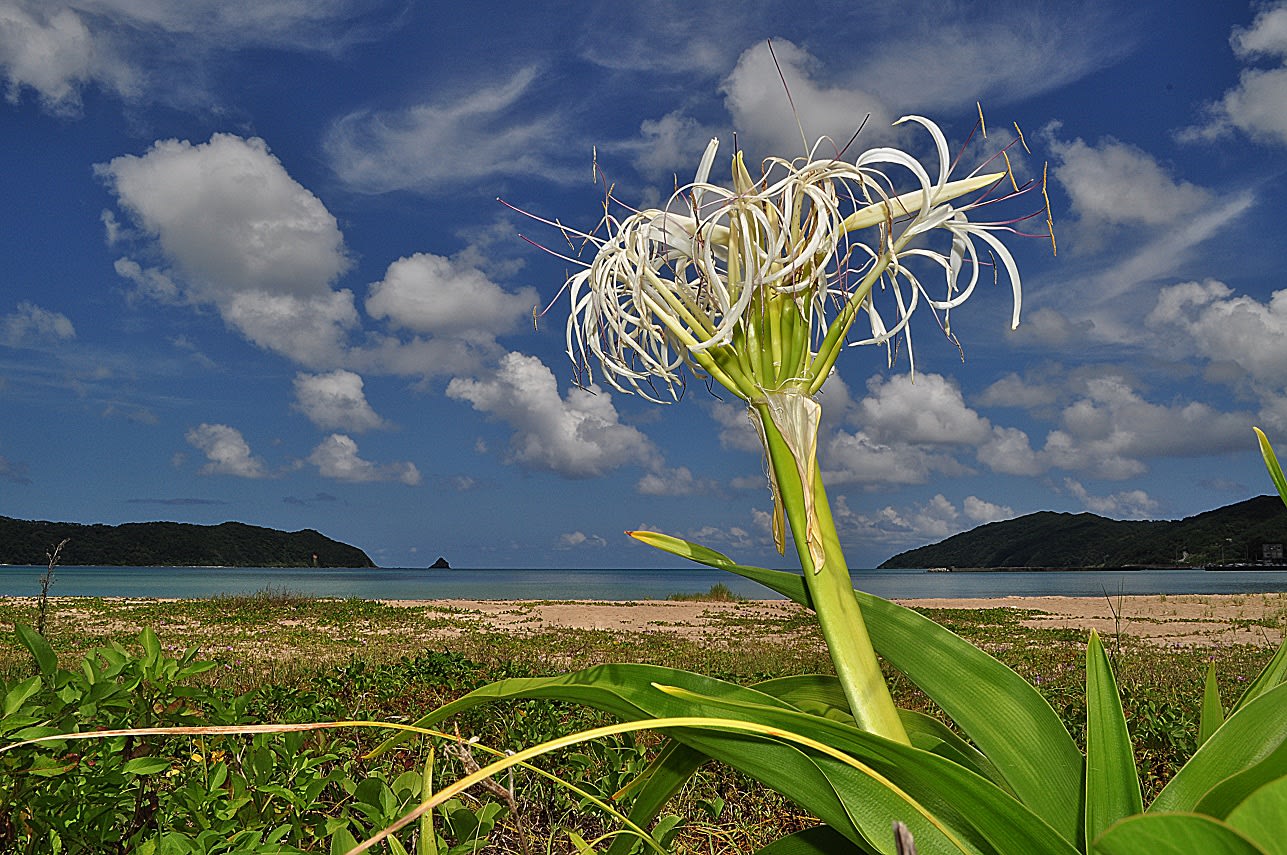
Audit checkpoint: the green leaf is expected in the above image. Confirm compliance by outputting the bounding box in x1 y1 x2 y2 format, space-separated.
1084 631 1142 845
329 827 360 855
604 740 706 855
3 674 42 718
1092 812 1268 855
1193 739 1287 820
123 756 173 775
385 663 1079 855
1200 661 1225 745
754 825 872 854
632 533 1084 846
1225 776 1287 855
1151 682 1287 814
1231 637 1287 717
1254 428 1287 509
754 674 1007 789
15 623 58 677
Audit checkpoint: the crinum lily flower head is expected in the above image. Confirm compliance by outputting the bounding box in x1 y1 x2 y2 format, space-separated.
556 115 1041 407
529 115 1048 561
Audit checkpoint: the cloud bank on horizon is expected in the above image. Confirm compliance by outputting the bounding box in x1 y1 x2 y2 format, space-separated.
2 0 1286 568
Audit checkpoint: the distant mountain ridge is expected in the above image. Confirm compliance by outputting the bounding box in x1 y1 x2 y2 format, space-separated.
0 516 375 568
879 495 1287 569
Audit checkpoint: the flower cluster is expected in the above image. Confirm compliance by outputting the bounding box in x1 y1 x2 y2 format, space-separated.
558 116 1042 404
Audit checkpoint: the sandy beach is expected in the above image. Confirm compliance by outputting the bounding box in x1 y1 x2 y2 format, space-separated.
379 593 1287 648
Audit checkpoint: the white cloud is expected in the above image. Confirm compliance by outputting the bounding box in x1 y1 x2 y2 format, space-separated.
1 302 75 347
977 426 1044 476
98 134 357 367
307 433 420 485
1147 279 1287 386
100 135 350 300
365 252 537 341
722 40 893 161
185 422 269 478
0 3 137 114
636 465 716 497
1039 376 1251 479
963 495 1015 524
854 373 990 446
1050 134 1214 228
324 66 577 193
832 493 965 547
0 1 386 114
1063 478 1158 519
559 530 608 549
446 351 660 478
1185 2 1287 145
292 370 386 433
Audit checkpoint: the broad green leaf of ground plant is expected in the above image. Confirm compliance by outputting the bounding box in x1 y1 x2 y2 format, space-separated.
603 740 706 855
1224 776 1287 855
380 663 1078 855
1084 631 1142 845
1192 740 1287 820
753 825 868 854
1093 813 1268 855
630 532 1083 845
1253 428 1287 508
1150 682 1287 814
1200 661 1225 746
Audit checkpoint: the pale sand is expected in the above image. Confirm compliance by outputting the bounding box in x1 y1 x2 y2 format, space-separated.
379 593 1287 647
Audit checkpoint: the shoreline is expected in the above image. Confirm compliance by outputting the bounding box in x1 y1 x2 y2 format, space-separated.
369 593 1286 648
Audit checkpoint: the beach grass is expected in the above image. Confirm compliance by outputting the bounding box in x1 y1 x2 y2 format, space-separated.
0 593 1281 852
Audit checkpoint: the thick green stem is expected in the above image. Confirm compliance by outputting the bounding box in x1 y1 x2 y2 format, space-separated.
753 400 909 744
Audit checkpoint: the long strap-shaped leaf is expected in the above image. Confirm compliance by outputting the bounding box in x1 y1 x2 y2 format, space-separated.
755 825 871 854
379 662 1078 855
1231 637 1287 717
1092 813 1269 855
629 532 1084 846
1084 631 1142 845
1224 776 1287 855
1150 682 1287 814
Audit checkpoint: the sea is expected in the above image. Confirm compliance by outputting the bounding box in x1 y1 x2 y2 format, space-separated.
2 565 1287 601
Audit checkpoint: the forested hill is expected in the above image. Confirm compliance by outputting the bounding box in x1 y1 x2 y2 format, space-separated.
879 495 1287 569
0 517 375 568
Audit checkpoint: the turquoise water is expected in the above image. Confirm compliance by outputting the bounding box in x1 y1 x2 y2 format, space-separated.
2 565 1287 600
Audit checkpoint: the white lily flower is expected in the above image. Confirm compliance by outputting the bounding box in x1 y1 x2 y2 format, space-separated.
558 115 1040 404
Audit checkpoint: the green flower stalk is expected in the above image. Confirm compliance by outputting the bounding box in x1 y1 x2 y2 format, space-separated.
545 116 1036 742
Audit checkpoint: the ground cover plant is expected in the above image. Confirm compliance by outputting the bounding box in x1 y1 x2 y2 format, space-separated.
0 595 1280 852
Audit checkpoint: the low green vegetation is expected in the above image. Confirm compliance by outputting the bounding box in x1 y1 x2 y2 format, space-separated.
0 594 1279 853
665 583 745 603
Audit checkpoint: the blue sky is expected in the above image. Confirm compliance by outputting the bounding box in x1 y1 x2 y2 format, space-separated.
2 1 1286 570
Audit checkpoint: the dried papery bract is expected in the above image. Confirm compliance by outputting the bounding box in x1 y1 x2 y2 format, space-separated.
544 115 1040 740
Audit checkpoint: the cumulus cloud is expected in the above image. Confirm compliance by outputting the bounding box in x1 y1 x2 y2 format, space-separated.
185 422 269 478
0 1 386 114
324 66 577 193
1063 478 1158 519
559 530 608 549
831 492 1013 549
1050 134 1213 228
1147 279 1287 386
1038 376 1251 479
446 351 660 478
98 133 358 367
636 465 718 497
292 370 386 433
307 434 420 485
722 40 893 160
365 252 537 341
1184 2 1287 145
823 372 1038 486
1 302 75 347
